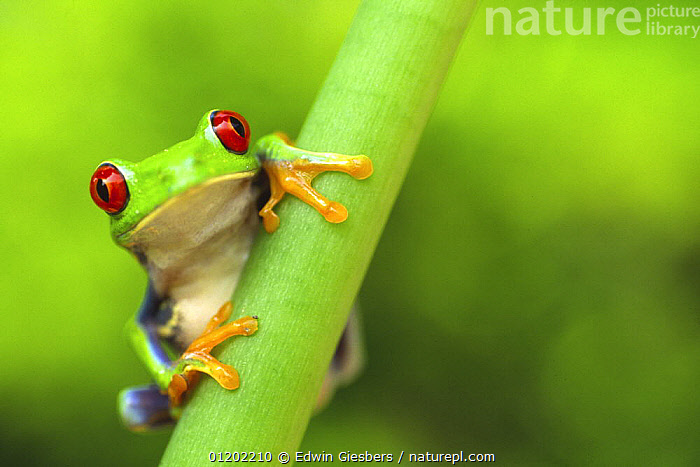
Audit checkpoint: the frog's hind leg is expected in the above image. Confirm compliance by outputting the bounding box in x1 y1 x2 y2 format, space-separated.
316 307 365 411
118 384 175 432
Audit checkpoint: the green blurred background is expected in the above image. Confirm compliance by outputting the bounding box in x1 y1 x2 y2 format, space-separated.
2 0 699 464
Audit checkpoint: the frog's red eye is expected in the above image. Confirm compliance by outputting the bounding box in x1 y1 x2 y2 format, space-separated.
90 163 129 214
211 110 250 154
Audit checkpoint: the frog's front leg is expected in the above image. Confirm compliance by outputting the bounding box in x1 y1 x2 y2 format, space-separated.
119 283 257 431
166 302 258 406
253 133 373 233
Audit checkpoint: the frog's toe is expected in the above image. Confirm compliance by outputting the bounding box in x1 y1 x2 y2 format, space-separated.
166 371 201 407
344 155 373 180
260 208 281 234
174 352 241 392
323 201 348 224
119 384 175 432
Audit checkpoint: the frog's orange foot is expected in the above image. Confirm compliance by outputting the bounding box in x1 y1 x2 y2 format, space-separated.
166 302 258 406
258 134 373 233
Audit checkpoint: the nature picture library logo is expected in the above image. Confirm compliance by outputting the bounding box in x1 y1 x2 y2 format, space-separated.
486 1 700 38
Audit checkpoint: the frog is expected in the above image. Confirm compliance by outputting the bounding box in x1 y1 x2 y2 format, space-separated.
89 110 372 432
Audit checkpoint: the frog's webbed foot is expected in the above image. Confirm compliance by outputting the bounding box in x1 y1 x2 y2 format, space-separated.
166 302 258 406
256 133 373 233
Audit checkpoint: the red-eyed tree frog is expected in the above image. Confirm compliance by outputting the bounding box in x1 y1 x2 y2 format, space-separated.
90 110 372 432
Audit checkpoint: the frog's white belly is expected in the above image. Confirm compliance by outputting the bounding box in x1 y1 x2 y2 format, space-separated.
128 173 259 346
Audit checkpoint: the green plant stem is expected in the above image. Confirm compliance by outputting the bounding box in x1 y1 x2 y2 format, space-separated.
160 0 479 463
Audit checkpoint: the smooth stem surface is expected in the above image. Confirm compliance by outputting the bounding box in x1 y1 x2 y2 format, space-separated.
160 0 479 464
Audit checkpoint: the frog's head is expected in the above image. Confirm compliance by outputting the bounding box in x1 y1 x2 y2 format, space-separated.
89 110 259 248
